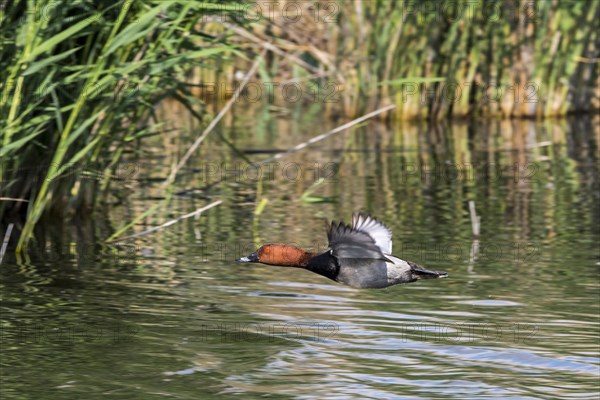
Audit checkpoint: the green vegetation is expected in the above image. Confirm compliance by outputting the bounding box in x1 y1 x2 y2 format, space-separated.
0 1 235 251
1 0 598 253
243 0 598 118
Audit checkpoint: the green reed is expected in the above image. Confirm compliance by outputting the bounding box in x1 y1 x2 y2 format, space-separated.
0 0 237 251
351 0 599 119
240 0 598 119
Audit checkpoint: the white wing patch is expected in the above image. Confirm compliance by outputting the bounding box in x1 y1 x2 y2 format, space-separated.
352 213 393 255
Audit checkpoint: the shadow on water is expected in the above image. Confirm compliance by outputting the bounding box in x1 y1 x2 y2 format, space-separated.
1 113 599 399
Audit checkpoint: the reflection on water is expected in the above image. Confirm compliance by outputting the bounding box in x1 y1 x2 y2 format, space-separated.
1 112 599 399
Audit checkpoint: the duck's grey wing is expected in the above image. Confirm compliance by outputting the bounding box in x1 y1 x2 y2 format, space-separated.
327 221 388 260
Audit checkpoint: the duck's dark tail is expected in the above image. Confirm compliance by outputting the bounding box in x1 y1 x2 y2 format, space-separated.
408 261 448 280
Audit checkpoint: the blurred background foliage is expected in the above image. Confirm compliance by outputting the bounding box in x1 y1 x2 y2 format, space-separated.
0 0 598 251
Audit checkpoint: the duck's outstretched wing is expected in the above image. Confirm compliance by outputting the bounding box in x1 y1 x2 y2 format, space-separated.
351 213 393 254
327 221 386 260
327 212 393 260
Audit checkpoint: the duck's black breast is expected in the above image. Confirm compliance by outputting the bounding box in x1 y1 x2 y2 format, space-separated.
305 252 339 282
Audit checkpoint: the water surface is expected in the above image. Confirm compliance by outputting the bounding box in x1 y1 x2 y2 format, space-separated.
1 112 599 399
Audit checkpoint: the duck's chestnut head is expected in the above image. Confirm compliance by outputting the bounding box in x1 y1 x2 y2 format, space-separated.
236 244 311 267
